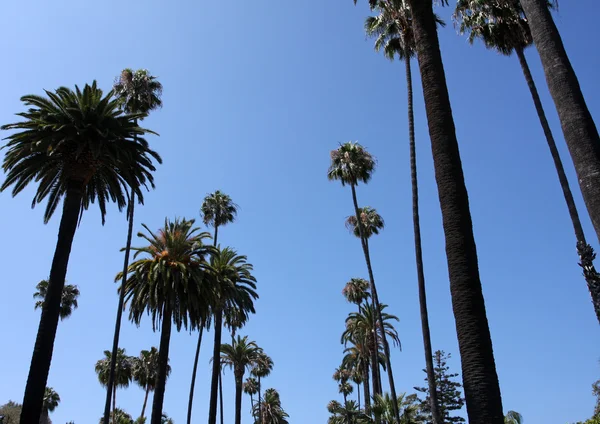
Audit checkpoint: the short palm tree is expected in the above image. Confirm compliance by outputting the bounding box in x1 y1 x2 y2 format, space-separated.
98 408 133 424
95 349 133 423
453 0 600 325
104 69 163 424
123 218 213 424
251 352 274 424
244 377 259 420
366 2 443 421
132 347 170 421
33 280 80 320
327 400 371 424
220 336 262 424
504 410 523 424
40 387 60 424
2 82 160 424
206 247 258 424
253 389 289 424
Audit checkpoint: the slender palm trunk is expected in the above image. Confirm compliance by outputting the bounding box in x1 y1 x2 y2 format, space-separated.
150 303 173 424
187 326 204 424
208 309 223 424
40 409 49 424
405 54 442 424
112 384 117 424
257 377 262 424
141 385 151 421
349 184 400 423
20 184 83 424
515 46 600 323
519 0 600 244
234 373 243 424
363 365 371 414
219 372 224 424
103 187 136 424
369 334 380 396
357 382 361 410
406 0 503 422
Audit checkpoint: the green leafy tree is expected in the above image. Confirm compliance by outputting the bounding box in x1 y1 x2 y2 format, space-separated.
372 392 423 424
96 349 133 423
415 351 465 423
504 411 523 424
123 218 212 424
327 400 371 424
104 68 163 424
33 280 80 320
132 347 170 421
1 82 160 424
220 336 262 424
0 401 22 424
253 389 289 424
99 409 134 424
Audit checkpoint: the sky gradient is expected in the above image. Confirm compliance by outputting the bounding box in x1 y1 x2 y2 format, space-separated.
0 0 599 423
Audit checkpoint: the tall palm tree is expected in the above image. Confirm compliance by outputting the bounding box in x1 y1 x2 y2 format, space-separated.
104 68 163 424
343 345 371 413
365 2 443 422
328 141 400 421
251 352 274 424
453 0 600 324
396 0 505 420
132 347 171 421
123 218 213 424
342 278 370 306
220 336 262 424
333 367 353 404
504 411 523 424
0 81 161 424
40 387 59 424
189 190 238 424
206 247 258 424
243 377 259 421
33 280 80 321
518 0 600 243
95 349 133 424
253 389 289 424
327 400 371 424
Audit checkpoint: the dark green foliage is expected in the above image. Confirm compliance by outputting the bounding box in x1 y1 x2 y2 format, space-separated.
33 280 80 320
98 408 134 424
327 400 371 424
253 389 289 424
0 401 22 424
346 207 384 239
113 69 163 116
415 351 465 423
328 142 376 187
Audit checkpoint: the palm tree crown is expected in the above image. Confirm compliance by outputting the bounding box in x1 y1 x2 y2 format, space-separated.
33 280 80 320
132 347 170 392
345 207 385 239
95 349 133 389
201 190 239 230
113 69 163 116
244 377 259 396
254 388 289 424
42 387 60 413
342 278 370 305
328 142 376 187
220 336 262 379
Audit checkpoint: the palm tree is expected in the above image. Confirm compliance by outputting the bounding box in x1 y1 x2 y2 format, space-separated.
191 190 238 424
1 82 160 424
504 411 523 424
253 389 289 424
342 278 370 306
333 367 353 404
123 218 213 424
40 387 59 424
392 0 505 419
161 413 174 424
327 400 371 424
206 247 258 424
365 2 443 421
372 392 422 424
99 408 134 424
328 142 400 420
343 346 371 413
96 349 133 423
517 0 600 243
251 352 274 424
220 336 262 424
132 347 171 421
33 280 80 320
104 68 163 424
244 377 259 421
453 0 600 324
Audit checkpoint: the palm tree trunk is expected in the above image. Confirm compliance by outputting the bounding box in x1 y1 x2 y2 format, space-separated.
515 46 600 323
208 309 223 424
20 184 83 424
519 0 600 244
369 334 380 396
405 54 442 424
141 385 151 421
363 366 371 414
219 372 225 424
151 303 173 424
257 376 262 424
349 184 400 423
234 374 243 424
187 326 204 424
406 0 503 422
103 187 136 424
250 393 255 422
40 409 49 424
357 382 361 410
112 383 117 424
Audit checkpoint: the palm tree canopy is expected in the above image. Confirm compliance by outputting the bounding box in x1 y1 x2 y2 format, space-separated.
95 348 133 389
505 410 523 424
220 335 262 379
328 142 376 187
0 81 162 224
113 69 163 115
342 278 371 305
132 347 170 391
201 190 238 229
254 388 290 424
121 218 214 332
342 303 402 350
33 279 80 320
345 206 384 239
243 377 259 395
251 352 274 379
98 408 134 424
327 399 371 424
42 387 60 413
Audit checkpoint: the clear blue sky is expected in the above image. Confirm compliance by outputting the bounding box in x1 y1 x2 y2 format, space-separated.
0 1 599 423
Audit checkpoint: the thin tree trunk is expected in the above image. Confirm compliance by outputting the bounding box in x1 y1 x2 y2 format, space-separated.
234 374 243 424
141 385 150 421
357 382 361 410
151 303 173 424
112 383 117 424
363 365 371 414
370 333 380 396
20 184 83 424
208 309 223 424
519 0 600 244
515 46 600 323
406 0 503 422
349 184 400 423
104 187 136 424
250 393 255 422
405 53 442 424
257 377 262 424
187 326 204 424
219 372 224 424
